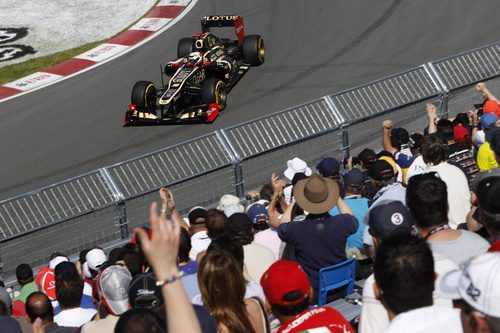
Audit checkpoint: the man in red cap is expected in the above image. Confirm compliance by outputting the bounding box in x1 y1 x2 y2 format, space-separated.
260 260 354 333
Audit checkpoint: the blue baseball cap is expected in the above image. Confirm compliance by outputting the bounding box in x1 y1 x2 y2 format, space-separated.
246 204 269 225
481 113 498 128
316 157 340 177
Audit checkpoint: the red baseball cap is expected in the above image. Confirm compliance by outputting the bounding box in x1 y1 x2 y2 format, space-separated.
483 100 500 117
35 267 56 300
454 125 470 143
260 260 310 306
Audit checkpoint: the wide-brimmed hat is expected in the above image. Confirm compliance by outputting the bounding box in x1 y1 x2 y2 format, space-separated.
293 174 339 214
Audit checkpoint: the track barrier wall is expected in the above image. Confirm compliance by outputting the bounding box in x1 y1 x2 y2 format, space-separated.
2 40 500 283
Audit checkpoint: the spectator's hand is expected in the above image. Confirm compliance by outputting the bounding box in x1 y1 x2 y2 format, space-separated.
426 103 438 121
476 82 486 92
160 188 176 211
135 202 180 279
347 156 353 170
469 109 479 126
382 120 393 129
271 172 283 195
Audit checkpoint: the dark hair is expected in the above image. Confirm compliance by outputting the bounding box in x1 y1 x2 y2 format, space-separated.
0 300 8 316
269 290 310 317
108 248 125 266
206 209 227 239
454 113 470 126
117 251 144 277
16 263 33 285
406 173 448 228
390 128 410 150
421 134 448 165
79 249 90 264
207 234 244 270
259 183 274 202
26 292 53 323
374 234 435 315
55 271 84 309
377 150 395 160
436 119 454 142
480 208 500 233
178 227 192 263
115 308 165 333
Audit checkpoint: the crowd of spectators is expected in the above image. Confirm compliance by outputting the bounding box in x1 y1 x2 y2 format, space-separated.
1 81 500 333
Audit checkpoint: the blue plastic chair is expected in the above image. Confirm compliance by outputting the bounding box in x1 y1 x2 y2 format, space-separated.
317 259 356 306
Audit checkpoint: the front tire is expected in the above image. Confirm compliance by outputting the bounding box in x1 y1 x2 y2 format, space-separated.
177 37 196 58
131 81 157 113
243 35 265 66
201 79 227 111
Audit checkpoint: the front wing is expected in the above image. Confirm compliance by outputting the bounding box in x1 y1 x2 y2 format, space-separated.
123 103 219 126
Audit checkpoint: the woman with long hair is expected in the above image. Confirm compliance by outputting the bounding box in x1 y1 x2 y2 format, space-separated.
198 251 268 333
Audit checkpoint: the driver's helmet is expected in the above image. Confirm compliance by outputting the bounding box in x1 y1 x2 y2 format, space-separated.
187 51 202 64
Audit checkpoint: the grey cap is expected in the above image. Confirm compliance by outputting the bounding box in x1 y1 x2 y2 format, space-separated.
98 265 132 315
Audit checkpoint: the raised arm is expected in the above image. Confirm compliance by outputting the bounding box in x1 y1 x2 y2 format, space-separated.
426 103 438 134
476 82 500 103
160 188 189 230
382 120 397 154
136 202 201 333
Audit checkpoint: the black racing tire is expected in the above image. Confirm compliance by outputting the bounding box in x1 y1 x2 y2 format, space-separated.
243 35 265 66
177 37 196 58
201 79 227 111
131 81 157 113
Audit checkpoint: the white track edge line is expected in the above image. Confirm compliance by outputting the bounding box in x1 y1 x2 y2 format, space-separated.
0 0 198 104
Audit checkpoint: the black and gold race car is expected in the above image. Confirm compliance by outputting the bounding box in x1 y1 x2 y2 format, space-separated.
123 15 265 125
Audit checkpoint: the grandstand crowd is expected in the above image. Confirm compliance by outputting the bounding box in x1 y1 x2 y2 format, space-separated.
1 81 500 333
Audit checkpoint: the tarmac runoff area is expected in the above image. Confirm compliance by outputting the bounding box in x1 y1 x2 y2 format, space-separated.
0 0 156 67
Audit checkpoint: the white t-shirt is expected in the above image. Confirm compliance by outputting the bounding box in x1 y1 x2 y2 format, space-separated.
405 155 427 183
243 242 276 283
427 162 471 229
54 307 97 327
189 230 211 261
359 253 457 333
382 305 463 333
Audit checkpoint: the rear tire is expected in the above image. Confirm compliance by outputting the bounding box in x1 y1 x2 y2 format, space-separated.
177 37 196 58
201 79 227 111
131 81 157 113
243 35 265 66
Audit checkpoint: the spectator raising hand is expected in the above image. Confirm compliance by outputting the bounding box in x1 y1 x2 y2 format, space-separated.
135 202 201 333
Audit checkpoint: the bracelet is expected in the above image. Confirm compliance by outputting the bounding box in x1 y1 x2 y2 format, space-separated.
156 271 184 287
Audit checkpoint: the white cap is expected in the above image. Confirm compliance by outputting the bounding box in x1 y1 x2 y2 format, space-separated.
49 256 69 269
223 203 244 217
217 194 243 211
86 249 107 271
82 262 92 279
284 157 312 181
437 252 500 317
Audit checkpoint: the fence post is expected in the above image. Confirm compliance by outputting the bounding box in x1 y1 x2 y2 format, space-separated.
216 130 244 198
323 95 350 160
424 63 449 118
99 168 128 239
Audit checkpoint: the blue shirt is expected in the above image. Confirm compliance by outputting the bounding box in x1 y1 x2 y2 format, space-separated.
329 196 369 250
179 260 197 275
278 214 358 289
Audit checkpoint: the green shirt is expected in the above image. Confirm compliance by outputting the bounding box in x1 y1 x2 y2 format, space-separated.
13 281 38 303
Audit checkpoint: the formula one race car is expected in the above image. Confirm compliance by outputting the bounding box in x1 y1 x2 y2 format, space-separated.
123 15 265 125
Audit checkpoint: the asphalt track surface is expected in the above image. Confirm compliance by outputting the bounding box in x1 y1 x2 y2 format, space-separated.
2 0 500 201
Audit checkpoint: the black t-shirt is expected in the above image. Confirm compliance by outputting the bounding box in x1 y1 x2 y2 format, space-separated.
448 142 479 187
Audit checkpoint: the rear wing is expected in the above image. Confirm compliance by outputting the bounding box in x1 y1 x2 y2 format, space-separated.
201 15 245 45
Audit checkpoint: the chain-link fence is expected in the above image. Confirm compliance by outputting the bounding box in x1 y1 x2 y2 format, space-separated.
2 40 500 284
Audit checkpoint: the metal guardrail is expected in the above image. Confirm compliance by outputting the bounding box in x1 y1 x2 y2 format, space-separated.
2 39 500 281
